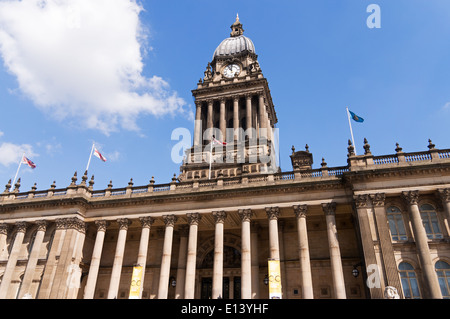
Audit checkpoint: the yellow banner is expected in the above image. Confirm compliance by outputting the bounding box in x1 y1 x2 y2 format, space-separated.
129 266 143 299
268 259 282 299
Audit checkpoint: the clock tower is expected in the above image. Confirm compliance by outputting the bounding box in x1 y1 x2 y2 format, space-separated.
179 15 278 181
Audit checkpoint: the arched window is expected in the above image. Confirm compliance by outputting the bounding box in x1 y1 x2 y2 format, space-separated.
399 262 421 299
419 204 442 239
435 260 450 299
386 206 407 241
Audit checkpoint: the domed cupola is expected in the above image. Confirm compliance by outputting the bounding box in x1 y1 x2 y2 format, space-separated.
212 14 256 59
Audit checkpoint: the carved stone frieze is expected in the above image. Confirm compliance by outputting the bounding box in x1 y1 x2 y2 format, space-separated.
354 194 369 208
370 193 386 207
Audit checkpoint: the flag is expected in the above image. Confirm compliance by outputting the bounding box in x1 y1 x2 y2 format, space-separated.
93 148 107 162
22 155 36 169
349 110 364 123
212 136 227 145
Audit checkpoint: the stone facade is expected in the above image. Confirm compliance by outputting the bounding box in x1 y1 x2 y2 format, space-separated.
0 17 449 299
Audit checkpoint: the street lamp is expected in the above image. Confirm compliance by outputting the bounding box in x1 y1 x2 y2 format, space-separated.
263 275 269 286
169 276 176 288
352 262 363 278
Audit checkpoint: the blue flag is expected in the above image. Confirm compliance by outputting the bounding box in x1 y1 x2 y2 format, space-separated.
349 110 364 123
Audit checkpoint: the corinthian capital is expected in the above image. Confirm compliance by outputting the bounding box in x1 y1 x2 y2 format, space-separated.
265 207 280 220
212 211 227 224
370 193 386 207
354 194 369 208
238 209 253 222
438 188 450 203
293 205 308 218
187 213 201 226
162 215 178 227
322 202 337 216
402 191 419 205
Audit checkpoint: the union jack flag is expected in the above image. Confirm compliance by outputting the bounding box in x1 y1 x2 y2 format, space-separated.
22 156 36 169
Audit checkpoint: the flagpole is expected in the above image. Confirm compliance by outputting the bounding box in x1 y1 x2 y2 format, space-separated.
208 139 213 180
86 142 95 172
12 153 24 186
346 107 357 155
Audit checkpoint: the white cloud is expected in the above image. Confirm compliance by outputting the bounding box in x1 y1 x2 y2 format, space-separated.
443 102 450 110
0 142 36 167
0 0 187 135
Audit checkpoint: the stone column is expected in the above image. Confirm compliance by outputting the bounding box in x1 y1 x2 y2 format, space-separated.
18 220 47 299
158 215 177 299
245 94 252 139
38 219 67 299
233 96 240 141
0 224 9 260
402 191 442 298
0 222 27 298
212 211 227 299
194 101 202 147
175 225 188 299
137 217 154 299
371 193 404 298
239 209 253 299
184 213 201 299
322 202 346 299
219 98 226 141
48 218 86 299
107 218 131 299
207 99 213 140
84 220 109 299
438 188 450 237
265 207 280 260
258 93 267 139
0 222 27 299
353 195 384 299
293 205 314 299
251 222 260 299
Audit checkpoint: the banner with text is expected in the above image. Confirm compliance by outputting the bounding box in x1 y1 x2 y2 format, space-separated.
268 259 282 299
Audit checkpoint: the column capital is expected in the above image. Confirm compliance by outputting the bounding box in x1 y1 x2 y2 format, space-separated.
232 95 240 102
187 213 202 226
15 221 27 233
55 217 85 233
94 220 109 232
212 211 227 224
238 209 253 222
35 220 48 232
139 216 155 228
293 205 308 218
163 215 178 227
402 190 419 205
370 193 386 207
0 223 8 235
117 218 131 231
265 207 280 220
438 188 450 203
354 194 369 208
322 202 336 216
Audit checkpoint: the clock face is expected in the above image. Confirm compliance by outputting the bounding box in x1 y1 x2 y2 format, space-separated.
223 64 241 78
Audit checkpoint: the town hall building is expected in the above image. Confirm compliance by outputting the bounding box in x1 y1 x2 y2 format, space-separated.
0 16 449 300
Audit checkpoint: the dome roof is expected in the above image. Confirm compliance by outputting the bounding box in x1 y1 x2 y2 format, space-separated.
213 35 255 59
212 15 255 59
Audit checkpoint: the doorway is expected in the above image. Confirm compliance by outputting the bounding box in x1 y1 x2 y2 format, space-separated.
200 277 241 299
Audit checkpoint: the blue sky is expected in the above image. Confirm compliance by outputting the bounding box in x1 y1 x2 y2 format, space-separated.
0 0 449 192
